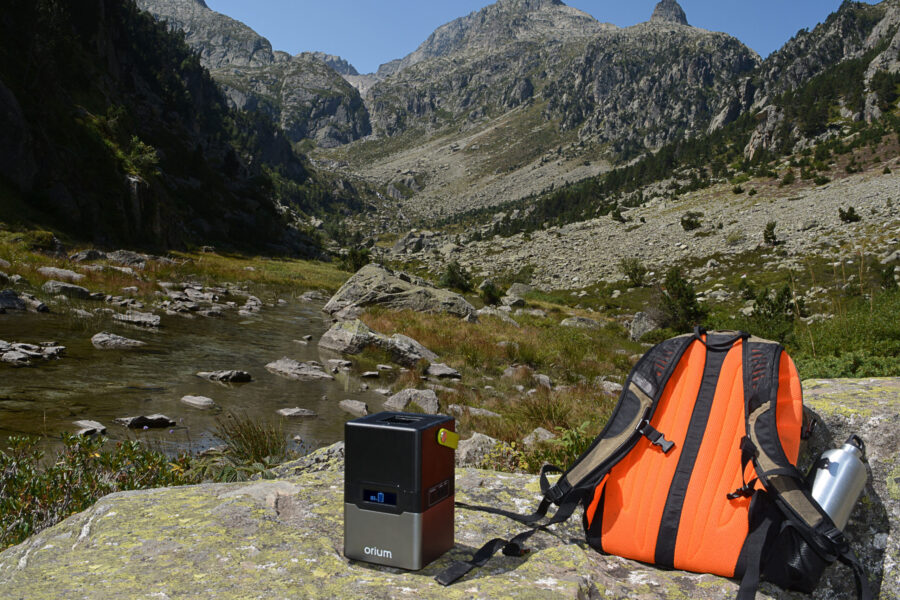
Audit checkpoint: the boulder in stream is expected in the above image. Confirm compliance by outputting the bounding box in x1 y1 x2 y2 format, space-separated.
114 414 175 429
113 310 160 328
91 332 146 350
265 358 334 381
180 396 217 410
73 420 107 436
276 407 317 418
196 370 252 383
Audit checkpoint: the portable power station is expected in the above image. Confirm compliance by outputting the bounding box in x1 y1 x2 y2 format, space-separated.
343 411 457 570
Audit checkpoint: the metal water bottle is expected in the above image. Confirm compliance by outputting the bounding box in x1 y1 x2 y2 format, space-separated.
810 434 868 530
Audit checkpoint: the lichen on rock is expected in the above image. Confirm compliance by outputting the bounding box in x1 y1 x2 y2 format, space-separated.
0 378 895 599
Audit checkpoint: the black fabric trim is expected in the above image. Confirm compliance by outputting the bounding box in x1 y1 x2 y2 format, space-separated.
654 333 732 567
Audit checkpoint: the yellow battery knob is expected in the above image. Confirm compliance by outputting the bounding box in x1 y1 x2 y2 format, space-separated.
437 428 459 449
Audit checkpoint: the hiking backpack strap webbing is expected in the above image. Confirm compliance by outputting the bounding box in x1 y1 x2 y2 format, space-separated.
435 333 698 586
739 339 872 600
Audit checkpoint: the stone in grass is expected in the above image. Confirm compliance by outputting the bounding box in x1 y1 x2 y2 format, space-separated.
523 427 556 448
114 414 175 429
447 404 501 418
91 332 146 350
426 363 461 379
265 358 334 381
41 280 90 300
276 407 317 418
384 388 439 414
181 395 217 409
339 400 368 417
361 371 380 378
37 267 84 282
456 432 499 467
196 370 252 383
73 420 107 436
560 316 600 329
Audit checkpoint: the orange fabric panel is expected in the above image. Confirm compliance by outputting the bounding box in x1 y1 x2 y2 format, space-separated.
672 343 749 577
585 474 608 526
600 339 706 563
776 352 803 464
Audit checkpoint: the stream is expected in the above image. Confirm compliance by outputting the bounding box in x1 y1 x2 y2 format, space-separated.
0 297 392 454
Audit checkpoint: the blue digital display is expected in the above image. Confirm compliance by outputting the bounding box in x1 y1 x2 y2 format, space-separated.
364 489 397 505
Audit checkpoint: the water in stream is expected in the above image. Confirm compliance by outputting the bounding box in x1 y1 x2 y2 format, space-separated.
0 298 392 454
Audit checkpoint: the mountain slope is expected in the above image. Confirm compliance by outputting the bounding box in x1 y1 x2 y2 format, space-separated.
0 0 345 253
136 0 371 148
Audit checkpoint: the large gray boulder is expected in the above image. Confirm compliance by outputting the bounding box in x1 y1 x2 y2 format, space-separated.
318 319 438 367
323 264 477 320
0 379 895 599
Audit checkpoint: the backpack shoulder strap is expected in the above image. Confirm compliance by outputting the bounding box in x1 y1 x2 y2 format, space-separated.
740 339 872 600
436 332 698 586
543 332 697 503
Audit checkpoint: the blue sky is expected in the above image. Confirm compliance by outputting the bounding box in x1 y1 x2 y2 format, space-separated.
204 1 878 75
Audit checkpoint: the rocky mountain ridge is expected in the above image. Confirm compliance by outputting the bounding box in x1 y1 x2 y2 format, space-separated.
374 0 610 78
136 0 371 148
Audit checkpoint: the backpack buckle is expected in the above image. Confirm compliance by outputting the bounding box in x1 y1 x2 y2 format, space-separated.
638 420 675 454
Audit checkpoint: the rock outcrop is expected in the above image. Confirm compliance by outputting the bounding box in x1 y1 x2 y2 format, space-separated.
650 0 689 26
318 319 438 367
136 0 371 148
0 378 896 598
322 264 477 320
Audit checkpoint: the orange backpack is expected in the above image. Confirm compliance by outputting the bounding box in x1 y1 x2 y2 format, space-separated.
437 329 871 599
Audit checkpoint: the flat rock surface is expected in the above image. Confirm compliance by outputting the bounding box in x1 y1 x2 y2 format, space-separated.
0 379 895 599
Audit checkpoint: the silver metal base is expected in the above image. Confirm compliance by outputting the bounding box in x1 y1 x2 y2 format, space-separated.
343 498 454 570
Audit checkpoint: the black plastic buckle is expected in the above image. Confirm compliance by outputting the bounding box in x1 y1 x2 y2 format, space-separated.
638 420 675 454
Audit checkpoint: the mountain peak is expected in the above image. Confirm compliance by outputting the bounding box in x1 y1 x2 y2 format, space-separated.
496 0 564 10
650 0 689 26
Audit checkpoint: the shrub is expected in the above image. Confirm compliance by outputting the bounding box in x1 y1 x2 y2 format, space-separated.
881 264 898 291
439 260 473 292
657 267 708 332
479 280 503 305
764 221 779 246
339 247 371 272
680 211 703 232
619 257 648 287
22 230 58 251
884 166 892 174
838 207 861 223
746 285 805 345
732 185 745 194
748 188 758 196
814 175 831 186
0 435 190 550
213 411 290 466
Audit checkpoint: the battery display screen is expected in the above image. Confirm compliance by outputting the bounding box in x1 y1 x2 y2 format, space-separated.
364 489 398 506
